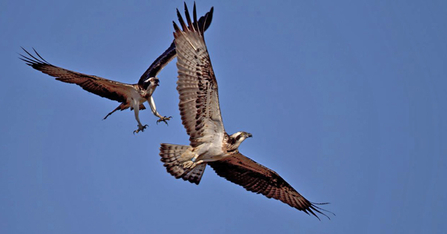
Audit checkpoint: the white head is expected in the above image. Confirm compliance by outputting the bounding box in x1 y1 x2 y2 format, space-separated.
228 131 252 149
147 77 160 94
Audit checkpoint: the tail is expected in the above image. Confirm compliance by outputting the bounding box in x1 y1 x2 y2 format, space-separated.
159 143 206 185
104 103 145 120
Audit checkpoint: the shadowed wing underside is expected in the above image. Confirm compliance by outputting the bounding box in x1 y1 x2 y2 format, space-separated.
209 153 331 219
19 7 215 113
162 3 332 219
173 4 223 147
138 7 214 89
20 48 136 104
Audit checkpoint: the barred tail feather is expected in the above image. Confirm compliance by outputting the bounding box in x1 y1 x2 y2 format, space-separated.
159 143 206 185
183 164 206 185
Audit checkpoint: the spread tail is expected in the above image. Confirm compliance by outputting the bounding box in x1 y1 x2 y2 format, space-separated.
159 143 206 185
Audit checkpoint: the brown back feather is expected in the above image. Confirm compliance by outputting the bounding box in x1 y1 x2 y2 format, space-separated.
20 48 135 103
208 153 331 220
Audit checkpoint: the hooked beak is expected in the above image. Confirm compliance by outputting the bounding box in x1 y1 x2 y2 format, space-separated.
246 133 253 138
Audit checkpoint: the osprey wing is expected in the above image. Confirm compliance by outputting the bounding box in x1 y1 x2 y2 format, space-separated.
138 7 214 90
208 153 331 220
173 4 223 147
20 48 135 103
138 42 176 90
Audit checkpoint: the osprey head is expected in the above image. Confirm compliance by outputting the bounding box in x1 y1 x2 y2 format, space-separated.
229 131 252 149
147 77 160 87
146 77 160 96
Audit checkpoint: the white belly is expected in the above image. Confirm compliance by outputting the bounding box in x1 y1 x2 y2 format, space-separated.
195 141 227 163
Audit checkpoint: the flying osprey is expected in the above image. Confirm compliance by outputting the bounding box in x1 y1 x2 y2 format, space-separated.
160 4 331 219
19 8 213 134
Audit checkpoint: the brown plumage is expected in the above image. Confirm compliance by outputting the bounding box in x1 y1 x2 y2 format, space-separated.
19 7 214 133
209 153 331 219
160 3 332 219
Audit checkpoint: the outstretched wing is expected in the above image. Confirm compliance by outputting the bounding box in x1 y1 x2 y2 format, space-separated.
173 3 223 147
20 48 136 103
208 153 331 220
138 7 214 89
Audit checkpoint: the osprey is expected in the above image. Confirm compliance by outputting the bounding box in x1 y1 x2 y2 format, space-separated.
160 4 331 219
19 8 213 134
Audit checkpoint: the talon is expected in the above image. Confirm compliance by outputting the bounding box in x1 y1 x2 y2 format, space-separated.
156 116 172 125
133 124 148 134
183 161 195 169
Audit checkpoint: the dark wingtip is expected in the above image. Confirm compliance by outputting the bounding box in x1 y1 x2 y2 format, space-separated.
184 2 192 30
19 47 49 66
193 2 198 30
32 47 49 63
197 6 214 33
308 202 335 220
175 2 213 36
173 21 181 34
176 7 187 31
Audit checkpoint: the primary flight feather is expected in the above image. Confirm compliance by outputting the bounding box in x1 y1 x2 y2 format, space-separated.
159 3 331 219
20 8 214 134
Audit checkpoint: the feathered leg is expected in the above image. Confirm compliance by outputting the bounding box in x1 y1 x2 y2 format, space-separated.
148 96 171 125
133 106 148 134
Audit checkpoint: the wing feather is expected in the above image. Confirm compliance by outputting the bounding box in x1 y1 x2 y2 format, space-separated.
20 48 134 103
208 153 331 220
137 42 176 90
173 4 223 147
140 7 215 89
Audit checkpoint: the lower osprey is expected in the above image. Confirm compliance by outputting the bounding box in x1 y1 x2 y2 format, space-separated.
19 8 213 133
160 3 331 219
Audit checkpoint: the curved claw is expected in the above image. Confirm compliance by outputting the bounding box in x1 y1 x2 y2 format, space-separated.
183 161 196 169
156 116 172 125
133 124 148 134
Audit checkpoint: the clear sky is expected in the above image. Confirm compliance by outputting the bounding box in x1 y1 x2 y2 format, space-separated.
1 0 446 233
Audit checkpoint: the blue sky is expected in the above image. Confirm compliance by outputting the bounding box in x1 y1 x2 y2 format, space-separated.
1 0 446 233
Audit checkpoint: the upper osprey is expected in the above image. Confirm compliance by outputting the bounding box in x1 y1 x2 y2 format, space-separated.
19 8 213 133
160 3 331 219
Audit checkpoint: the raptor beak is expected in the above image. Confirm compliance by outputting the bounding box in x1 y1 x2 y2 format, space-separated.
247 133 253 138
